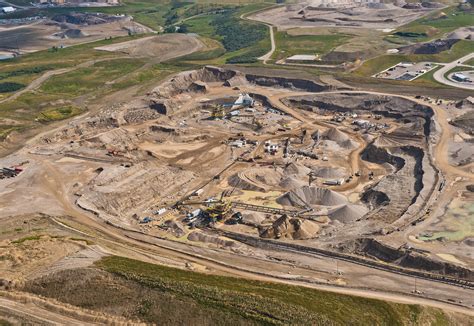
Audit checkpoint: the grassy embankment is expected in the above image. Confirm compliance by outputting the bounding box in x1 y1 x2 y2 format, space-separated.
24 255 467 325
93 256 464 325
271 32 350 62
386 6 474 45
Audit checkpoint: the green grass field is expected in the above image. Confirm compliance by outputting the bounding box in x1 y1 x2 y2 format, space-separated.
388 6 474 44
93 256 464 325
273 31 350 61
40 58 143 96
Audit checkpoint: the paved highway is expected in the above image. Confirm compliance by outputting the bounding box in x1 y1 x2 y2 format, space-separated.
432 52 474 90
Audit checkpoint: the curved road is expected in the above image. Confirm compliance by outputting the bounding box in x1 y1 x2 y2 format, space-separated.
432 53 474 90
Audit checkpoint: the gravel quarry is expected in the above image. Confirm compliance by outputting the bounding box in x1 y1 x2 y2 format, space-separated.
1 64 473 322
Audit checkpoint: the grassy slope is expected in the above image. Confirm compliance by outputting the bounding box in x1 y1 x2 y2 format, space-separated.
272 31 350 61
388 6 474 44
92 256 463 326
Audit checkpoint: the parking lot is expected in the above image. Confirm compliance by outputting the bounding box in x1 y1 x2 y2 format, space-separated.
374 62 438 81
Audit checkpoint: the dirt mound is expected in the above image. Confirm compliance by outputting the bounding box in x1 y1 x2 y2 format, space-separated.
54 29 87 39
324 127 349 142
284 162 311 176
161 220 186 237
279 176 306 190
259 215 319 240
241 212 267 227
400 39 459 55
312 166 346 178
323 128 356 149
52 12 121 25
328 204 368 223
187 232 243 251
451 110 474 134
277 186 347 207
228 168 282 192
455 96 474 110
447 27 474 40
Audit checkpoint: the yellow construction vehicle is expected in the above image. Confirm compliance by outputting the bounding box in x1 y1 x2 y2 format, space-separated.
252 117 263 130
212 105 226 120
203 200 232 221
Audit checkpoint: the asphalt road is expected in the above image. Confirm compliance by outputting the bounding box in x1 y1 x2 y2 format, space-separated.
432 52 474 90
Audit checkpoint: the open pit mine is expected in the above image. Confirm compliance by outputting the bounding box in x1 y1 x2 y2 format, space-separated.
1 66 473 321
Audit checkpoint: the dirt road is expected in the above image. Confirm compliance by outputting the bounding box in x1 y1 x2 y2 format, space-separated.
0 296 98 325
258 24 275 64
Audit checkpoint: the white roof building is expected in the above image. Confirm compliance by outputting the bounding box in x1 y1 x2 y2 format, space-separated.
287 54 317 61
1 6 16 13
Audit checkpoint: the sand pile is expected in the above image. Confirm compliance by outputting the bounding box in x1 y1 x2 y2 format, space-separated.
328 204 368 223
323 127 356 149
324 127 350 142
279 176 306 190
259 215 319 240
277 186 348 207
161 220 186 237
284 162 311 176
312 167 346 179
228 168 282 192
241 212 268 227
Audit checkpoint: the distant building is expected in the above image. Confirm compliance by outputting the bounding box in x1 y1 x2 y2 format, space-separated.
452 73 471 83
1 6 16 13
286 54 318 63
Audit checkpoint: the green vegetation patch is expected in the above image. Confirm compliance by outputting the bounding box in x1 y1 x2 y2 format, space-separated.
0 82 24 93
12 235 42 244
0 65 55 80
36 105 83 122
41 58 143 96
184 3 272 65
390 6 474 43
211 10 267 52
95 256 455 325
110 63 179 91
273 31 350 61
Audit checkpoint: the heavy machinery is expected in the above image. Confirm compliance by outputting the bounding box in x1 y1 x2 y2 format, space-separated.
211 105 226 120
202 200 232 222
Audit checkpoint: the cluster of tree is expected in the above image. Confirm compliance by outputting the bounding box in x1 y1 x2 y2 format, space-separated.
164 0 190 26
211 11 267 52
226 48 267 64
0 82 24 93
0 66 52 80
164 24 188 33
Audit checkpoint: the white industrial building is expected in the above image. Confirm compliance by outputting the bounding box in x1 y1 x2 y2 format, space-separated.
1 6 16 13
